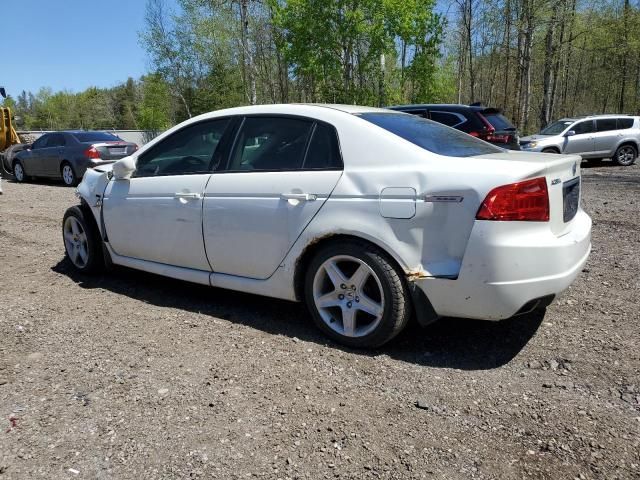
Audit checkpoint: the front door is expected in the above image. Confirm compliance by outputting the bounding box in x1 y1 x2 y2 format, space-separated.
562 120 595 156
203 117 343 279
102 118 231 271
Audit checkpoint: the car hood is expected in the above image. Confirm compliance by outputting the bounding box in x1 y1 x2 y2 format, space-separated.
520 134 551 142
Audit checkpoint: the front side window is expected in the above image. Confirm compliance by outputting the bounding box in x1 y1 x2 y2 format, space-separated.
135 119 230 177
47 134 66 147
358 112 502 157
228 117 313 171
541 120 574 135
596 118 617 132
572 120 594 135
31 135 48 149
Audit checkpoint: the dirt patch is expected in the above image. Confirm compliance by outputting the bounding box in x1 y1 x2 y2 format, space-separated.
1 165 639 479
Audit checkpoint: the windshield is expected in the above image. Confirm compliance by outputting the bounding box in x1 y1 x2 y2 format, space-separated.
358 112 503 157
540 120 574 135
72 132 122 143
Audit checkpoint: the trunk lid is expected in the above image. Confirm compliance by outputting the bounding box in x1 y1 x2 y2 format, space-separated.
85 141 137 160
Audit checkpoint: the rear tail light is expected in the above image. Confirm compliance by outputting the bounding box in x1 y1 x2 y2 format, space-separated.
485 133 512 144
83 146 101 159
476 177 549 221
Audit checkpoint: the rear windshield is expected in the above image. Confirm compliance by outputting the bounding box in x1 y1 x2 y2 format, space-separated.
358 112 503 157
72 132 122 143
541 120 574 135
483 112 515 131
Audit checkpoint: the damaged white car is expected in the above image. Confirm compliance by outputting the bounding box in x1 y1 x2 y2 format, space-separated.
62 104 592 347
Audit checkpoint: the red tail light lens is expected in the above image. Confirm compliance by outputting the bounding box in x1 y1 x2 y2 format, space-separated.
486 133 512 144
476 177 549 221
83 146 101 159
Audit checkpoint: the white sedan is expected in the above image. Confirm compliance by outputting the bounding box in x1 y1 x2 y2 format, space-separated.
62 104 591 347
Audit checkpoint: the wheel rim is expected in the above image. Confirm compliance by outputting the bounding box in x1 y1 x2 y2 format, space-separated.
617 147 635 165
63 216 89 268
312 255 385 338
14 163 24 181
62 165 74 185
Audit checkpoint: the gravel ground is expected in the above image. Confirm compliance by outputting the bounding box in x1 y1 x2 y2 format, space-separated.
0 162 639 479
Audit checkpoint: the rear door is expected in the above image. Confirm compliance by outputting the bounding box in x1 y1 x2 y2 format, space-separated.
203 116 343 279
563 120 595 156
102 118 231 271
593 118 618 157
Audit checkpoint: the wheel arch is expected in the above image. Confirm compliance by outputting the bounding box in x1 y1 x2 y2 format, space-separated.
615 139 639 152
292 233 409 302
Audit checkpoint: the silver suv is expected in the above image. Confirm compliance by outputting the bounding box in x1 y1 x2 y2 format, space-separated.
520 115 640 166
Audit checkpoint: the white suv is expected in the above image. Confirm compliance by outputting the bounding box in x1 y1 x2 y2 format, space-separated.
520 115 640 166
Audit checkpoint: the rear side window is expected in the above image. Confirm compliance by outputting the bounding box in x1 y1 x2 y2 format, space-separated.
73 132 121 143
596 118 617 132
572 120 594 134
359 112 503 157
228 117 313 171
482 112 515 131
429 111 464 128
303 123 342 169
617 118 634 129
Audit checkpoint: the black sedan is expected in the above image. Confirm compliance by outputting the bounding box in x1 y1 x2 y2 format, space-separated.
13 131 137 186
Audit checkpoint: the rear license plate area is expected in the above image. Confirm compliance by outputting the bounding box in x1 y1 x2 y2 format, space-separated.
108 147 126 155
563 177 580 222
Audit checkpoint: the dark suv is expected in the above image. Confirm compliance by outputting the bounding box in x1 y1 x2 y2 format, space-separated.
388 104 520 150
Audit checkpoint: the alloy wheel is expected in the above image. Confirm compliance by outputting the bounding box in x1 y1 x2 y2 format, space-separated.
14 163 24 182
312 255 385 338
63 216 89 268
617 146 636 166
62 165 75 185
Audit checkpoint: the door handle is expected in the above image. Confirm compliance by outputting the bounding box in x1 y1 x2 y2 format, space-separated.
280 193 317 201
174 192 202 199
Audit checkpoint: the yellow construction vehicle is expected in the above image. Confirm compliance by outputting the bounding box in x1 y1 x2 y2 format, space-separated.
1 86 35 177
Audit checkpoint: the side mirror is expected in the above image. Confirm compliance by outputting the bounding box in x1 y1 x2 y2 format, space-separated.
112 156 136 180
565 130 576 137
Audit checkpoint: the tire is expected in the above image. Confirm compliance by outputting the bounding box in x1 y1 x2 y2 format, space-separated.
61 162 78 186
542 148 559 154
613 144 637 166
304 240 411 348
12 160 27 183
62 206 104 273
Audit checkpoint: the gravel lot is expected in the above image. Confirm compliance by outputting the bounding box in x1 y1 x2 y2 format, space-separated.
0 162 639 479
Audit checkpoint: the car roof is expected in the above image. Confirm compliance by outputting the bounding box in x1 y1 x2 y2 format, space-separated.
387 103 494 112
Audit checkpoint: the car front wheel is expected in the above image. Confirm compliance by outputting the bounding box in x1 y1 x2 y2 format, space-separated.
614 144 637 166
62 206 103 273
304 241 411 348
13 160 27 182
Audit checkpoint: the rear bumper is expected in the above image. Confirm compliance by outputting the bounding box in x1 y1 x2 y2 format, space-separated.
414 210 592 320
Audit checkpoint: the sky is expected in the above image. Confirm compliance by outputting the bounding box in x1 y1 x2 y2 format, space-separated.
1 0 156 97
1 0 453 99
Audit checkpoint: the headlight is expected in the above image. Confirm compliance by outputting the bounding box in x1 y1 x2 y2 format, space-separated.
526 142 538 149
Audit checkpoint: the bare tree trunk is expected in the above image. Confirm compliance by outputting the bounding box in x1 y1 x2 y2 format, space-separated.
502 0 512 111
618 0 630 112
540 1 559 129
239 0 256 105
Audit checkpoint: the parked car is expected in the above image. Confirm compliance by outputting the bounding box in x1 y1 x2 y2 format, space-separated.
387 103 521 150
520 115 640 166
62 104 591 348
13 131 138 186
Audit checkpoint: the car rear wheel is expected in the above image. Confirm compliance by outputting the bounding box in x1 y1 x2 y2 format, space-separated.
613 144 637 166
62 206 103 273
61 162 78 186
304 241 411 348
12 160 26 183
